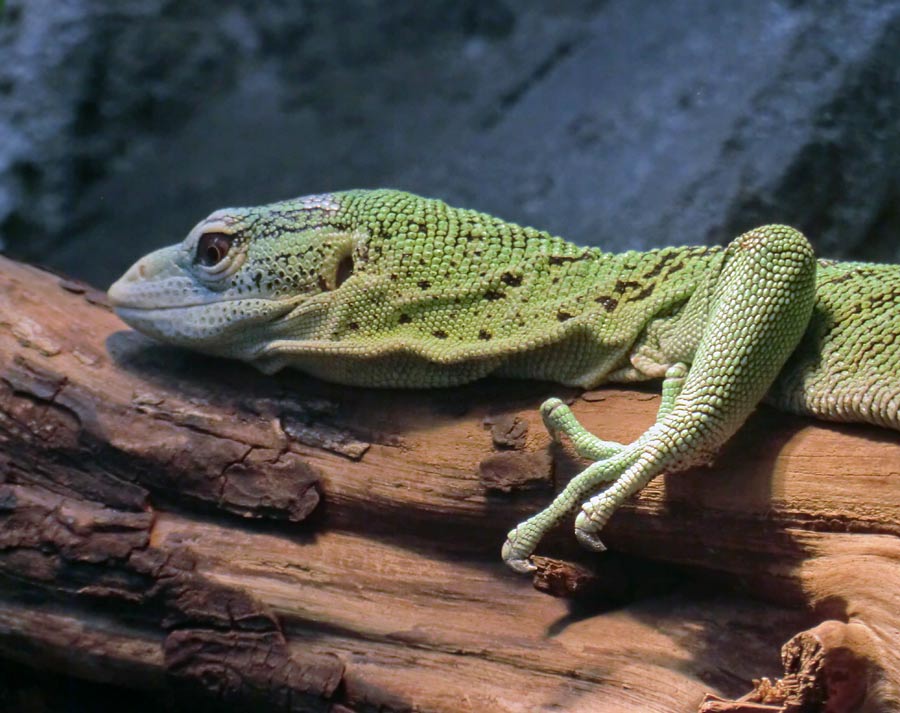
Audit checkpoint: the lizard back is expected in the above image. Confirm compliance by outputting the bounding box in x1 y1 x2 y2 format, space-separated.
769 259 900 429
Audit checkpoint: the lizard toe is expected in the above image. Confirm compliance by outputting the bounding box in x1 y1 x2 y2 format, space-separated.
540 397 567 441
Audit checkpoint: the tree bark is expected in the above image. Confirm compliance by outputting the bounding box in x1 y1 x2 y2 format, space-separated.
0 255 897 712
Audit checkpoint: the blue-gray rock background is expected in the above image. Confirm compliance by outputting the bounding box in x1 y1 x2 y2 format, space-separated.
2 0 900 288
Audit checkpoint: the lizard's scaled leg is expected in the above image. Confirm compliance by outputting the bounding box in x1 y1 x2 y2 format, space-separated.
539 363 688 462
503 226 817 573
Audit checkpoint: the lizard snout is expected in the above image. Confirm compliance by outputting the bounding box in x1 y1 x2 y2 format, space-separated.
108 245 186 309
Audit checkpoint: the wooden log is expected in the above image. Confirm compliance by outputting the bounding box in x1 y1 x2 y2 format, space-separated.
0 254 898 711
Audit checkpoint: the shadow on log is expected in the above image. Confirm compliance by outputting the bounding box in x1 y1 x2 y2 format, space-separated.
0 255 898 712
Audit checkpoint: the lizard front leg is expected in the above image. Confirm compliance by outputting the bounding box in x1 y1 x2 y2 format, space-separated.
503 226 817 574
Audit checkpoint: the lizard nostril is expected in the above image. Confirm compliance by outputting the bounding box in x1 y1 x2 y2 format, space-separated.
138 263 147 278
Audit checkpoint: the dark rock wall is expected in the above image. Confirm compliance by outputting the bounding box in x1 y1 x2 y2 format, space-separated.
1 0 899 287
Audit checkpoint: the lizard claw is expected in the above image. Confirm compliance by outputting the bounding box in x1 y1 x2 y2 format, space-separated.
505 555 538 574
502 528 538 573
574 511 607 552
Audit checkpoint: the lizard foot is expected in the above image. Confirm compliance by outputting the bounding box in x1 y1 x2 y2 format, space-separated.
501 448 639 572
503 365 691 573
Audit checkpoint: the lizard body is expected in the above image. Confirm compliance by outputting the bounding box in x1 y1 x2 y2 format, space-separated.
108 189 900 571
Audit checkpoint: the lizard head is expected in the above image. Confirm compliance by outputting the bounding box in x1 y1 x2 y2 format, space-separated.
107 192 361 361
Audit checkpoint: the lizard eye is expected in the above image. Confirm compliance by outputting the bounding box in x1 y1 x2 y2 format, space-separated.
195 232 233 267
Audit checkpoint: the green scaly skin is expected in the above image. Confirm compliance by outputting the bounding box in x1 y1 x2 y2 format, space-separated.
108 189 900 573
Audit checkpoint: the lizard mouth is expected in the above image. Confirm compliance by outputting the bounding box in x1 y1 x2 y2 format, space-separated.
111 297 279 312
112 297 300 352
